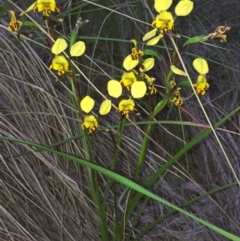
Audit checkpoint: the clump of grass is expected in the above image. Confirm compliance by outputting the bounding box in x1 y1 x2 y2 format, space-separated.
1 0 240 240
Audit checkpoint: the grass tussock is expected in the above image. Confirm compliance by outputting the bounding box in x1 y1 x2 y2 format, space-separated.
1 0 240 240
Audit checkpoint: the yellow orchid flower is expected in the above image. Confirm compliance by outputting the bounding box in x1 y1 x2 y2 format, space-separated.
123 40 143 71
120 71 137 90
193 75 209 95
152 11 174 32
49 55 69 76
82 115 99 133
50 38 86 75
21 0 60 17
145 0 193 46
117 99 135 118
169 81 183 106
172 95 183 106
8 10 22 32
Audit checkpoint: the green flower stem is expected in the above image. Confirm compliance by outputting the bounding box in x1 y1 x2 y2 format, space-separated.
113 119 126 241
102 118 126 241
85 137 109 241
68 62 81 101
68 77 79 105
165 67 175 94
133 123 152 180
119 93 171 238
68 76 109 241
119 115 153 239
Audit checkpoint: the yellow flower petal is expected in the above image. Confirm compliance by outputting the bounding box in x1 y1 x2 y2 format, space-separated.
99 99 112 115
70 41 86 57
154 0 172 12
193 58 209 74
131 39 138 47
142 29 158 42
146 34 163 46
141 73 155 84
158 10 173 21
140 58 155 72
175 0 194 16
123 54 139 71
9 10 16 20
170 65 187 76
196 74 207 83
80 95 95 113
107 80 122 98
131 81 147 98
52 38 68 55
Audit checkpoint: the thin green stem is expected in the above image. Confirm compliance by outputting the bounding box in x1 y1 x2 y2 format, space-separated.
68 76 109 241
102 118 126 241
118 90 171 237
119 116 153 239
133 123 152 180
86 137 109 241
